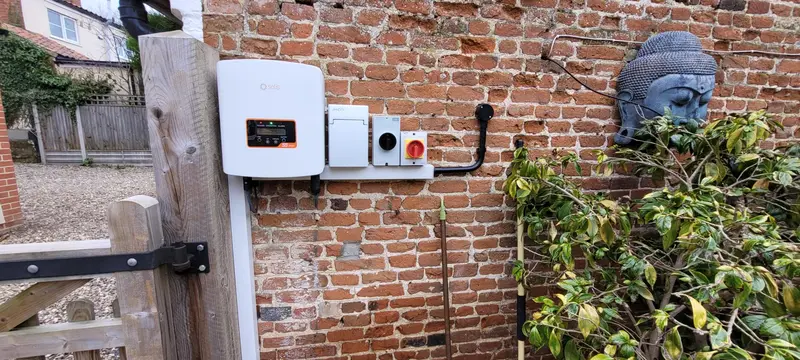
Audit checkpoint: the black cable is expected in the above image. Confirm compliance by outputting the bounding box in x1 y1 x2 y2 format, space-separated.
434 104 493 176
310 175 321 208
243 177 257 214
541 55 665 118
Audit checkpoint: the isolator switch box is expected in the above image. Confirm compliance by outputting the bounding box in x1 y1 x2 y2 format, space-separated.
328 105 369 168
400 131 427 166
372 116 401 166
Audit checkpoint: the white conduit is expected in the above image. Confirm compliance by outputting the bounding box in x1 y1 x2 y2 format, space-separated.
546 34 800 59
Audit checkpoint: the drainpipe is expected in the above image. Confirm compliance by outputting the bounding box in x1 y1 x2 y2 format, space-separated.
119 0 153 38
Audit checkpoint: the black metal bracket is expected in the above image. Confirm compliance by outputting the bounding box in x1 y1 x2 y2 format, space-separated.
0 242 210 282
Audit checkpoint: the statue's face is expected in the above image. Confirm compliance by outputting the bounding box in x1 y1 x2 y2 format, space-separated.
615 74 716 145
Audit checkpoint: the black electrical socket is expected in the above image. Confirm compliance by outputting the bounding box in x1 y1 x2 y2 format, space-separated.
378 132 397 151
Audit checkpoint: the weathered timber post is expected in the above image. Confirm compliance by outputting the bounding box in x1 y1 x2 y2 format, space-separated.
139 30 241 359
66 299 101 360
109 195 171 359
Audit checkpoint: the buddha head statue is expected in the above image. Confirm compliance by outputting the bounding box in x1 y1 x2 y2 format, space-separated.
614 31 718 145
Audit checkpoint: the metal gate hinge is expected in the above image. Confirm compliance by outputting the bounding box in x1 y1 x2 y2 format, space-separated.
0 242 210 282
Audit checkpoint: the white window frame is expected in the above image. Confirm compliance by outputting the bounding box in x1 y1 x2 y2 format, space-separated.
113 35 131 61
47 9 79 44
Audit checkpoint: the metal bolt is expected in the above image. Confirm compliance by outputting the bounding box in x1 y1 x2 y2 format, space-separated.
198 265 207 272
197 244 205 252
27 265 38 274
127 258 138 267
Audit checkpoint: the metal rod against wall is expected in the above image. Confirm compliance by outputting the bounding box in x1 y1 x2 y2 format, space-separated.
516 217 525 360
439 199 452 360
515 139 525 360
546 34 800 59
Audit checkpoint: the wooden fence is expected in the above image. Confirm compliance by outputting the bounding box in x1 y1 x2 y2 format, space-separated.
32 95 151 165
0 196 171 359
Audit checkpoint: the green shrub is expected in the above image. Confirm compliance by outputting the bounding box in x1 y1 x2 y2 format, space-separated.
0 32 112 127
506 110 800 360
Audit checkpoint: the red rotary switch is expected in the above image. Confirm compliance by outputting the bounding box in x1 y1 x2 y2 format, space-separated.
405 139 425 159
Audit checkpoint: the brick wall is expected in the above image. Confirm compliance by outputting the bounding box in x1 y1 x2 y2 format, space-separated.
0 92 23 232
203 0 800 358
0 0 24 26
0 0 10 23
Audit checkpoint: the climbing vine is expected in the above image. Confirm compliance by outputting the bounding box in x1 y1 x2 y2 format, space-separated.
0 32 112 127
507 111 800 360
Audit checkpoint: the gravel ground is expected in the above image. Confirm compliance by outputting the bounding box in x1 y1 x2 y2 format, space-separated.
0 163 155 360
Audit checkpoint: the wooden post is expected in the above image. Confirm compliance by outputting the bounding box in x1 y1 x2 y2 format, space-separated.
67 299 101 360
111 298 127 360
139 30 240 359
14 315 45 360
74 107 87 161
109 195 171 359
31 105 46 165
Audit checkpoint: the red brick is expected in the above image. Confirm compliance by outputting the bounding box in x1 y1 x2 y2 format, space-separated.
341 341 370 354
388 15 436 33
320 7 352 23
318 213 356 226
387 51 418 65
357 284 405 297
241 37 278 56
372 338 400 351
396 0 431 14
377 31 407 46
461 37 495 53
335 258 385 271
511 89 550 103
357 10 386 26
365 65 399 80
468 20 490 35
280 41 313 56
351 81 404 97
204 14 243 32
316 44 348 58
328 329 364 342
255 19 287 36
495 22 522 37
374 311 400 324
778 60 800 74
331 274 359 286
343 313 371 326
713 26 743 41
281 3 316 20
447 86 484 101
577 45 625 60
290 23 313 38
319 25 371 44
353 47 384 63
367 227 408 241
435 2 478 17
407 85 446 99
389 254 416 268
362 271 397 284
247 0 278 15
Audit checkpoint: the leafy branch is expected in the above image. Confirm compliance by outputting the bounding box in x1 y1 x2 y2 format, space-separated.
506 111 800 360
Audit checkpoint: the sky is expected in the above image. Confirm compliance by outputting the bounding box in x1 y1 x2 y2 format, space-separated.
80 0 121 21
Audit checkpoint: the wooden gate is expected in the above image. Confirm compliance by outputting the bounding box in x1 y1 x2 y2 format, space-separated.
33 96 152 165
0 196 172 359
